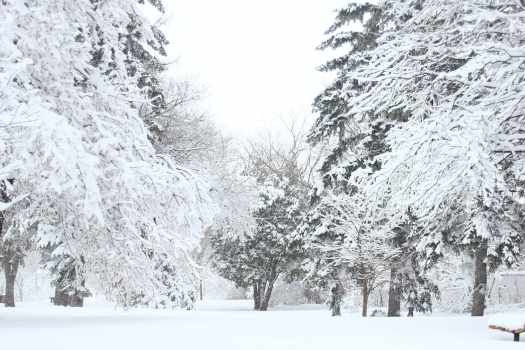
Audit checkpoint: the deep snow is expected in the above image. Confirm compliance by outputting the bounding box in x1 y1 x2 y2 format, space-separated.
0 299 522 349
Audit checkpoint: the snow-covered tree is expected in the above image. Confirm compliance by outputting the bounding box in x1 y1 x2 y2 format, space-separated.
386 209 439 316
302 2 408 317
299 188 349 299
365 0 525 317
312 0 525 316
211 173 306 311
211 124 315 311
305 191 390 317
300 122 396 316
0 179 27 307
0 0 215 307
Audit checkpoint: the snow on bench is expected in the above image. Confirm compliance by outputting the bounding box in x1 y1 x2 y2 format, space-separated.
488 314 525 342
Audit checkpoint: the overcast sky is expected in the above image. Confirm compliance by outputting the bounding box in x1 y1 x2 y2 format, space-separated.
160 0 350 138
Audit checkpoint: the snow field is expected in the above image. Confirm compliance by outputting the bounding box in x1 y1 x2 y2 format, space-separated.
0 300 521 350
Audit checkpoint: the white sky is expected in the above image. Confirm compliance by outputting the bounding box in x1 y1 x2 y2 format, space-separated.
161 0 350 138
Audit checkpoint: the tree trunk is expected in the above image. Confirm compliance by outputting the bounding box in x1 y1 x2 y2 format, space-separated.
259 279 276 311
54 287 67 306
387 267 401 317
3 253 20 308
362 279 369 317
330 283 343 316
471 240 488 317
407 307 414 317
253 281 261 310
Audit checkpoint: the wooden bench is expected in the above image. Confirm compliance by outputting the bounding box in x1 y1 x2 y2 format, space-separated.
489 324 524 342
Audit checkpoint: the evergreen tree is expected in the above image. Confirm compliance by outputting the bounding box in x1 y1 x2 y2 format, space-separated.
363 0 525 316
386 209 439 316
302 2 416 316
211 129 312 311
311 0 525 317
211 173 306 311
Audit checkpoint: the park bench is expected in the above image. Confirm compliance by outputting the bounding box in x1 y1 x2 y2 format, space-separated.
489 324 524 342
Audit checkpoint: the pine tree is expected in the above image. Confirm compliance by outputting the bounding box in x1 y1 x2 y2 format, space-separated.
304 0 525 318
337 0 525 316
386 209 439 316
302 2 413 316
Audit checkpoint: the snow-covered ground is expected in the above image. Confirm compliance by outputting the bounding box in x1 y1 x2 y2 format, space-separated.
0 299 522 349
